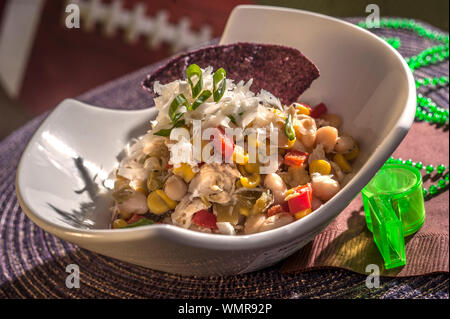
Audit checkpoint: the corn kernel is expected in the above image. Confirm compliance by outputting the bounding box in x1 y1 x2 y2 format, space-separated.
334 154 352 173
280 136 296 150
155 189 178 209
309 159 332 175
284 191 300 202
173 163 196 183
233 149 248 164
129 178 147 194
244 163 259 174
296 104 311 115
294 208 312 220
285 188 295 196
113 218 128 229
344 145 359 161
147 191 170 215
240 173 261 188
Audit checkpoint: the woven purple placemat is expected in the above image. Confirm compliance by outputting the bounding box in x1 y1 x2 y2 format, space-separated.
0 18 448 299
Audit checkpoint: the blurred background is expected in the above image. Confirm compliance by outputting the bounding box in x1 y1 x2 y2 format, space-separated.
0 0 448 140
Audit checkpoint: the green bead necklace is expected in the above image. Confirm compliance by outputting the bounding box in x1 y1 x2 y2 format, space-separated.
359 18 449 199
416 93 449 125
385 157 449 199
405 44 449 71
358 18 449 125
416 76 449 89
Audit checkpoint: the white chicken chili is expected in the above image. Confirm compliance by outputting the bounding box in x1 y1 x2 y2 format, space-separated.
110 65 359 234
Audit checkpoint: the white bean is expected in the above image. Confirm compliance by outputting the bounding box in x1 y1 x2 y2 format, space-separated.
334 136 355 153
263 173 288 204
301 134 316 148
117 191 148 215
143 157 162 171
311 174 341 202
216 222 236 235
244 214 267 234
294 118 317 147
164 175 187 201
244 213 294 234
315 126 338 153
258 213 294 233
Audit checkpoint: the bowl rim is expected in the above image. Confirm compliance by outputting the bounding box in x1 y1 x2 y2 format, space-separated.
15 6 416 251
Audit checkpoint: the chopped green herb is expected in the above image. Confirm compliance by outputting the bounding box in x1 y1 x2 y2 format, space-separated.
173 119 186 128
285 114 296 141
213 68 226 102
157 66 228 136
169 94 189 123
186 64 203 98
153 128 172 137
190 90 212 110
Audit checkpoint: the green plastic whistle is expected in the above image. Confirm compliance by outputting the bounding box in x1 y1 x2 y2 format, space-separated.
361 164 426 269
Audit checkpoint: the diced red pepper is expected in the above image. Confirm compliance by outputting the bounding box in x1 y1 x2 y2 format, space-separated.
192 209 218 229
310 102 328 118
212 127 235 160
287 184 313 214
284 151 309 167
127 213 145 225
294 184 313 202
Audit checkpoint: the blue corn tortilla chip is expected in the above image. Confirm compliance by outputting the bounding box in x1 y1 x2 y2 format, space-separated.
142 42 319 105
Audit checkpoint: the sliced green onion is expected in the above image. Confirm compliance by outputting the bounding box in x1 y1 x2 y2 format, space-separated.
285 114 296 141
153 119 185 137
153 128 172 137
186 64 203 98
125 218 154 228
227 114 237 125
190 90 212 110
169 94 189 123
173 119 186 128
213 68 226 102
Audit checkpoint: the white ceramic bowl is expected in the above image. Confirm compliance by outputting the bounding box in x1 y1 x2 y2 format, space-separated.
16 5 416 276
